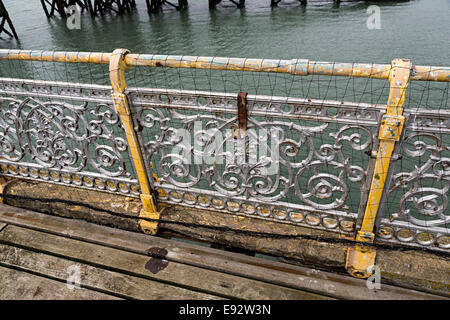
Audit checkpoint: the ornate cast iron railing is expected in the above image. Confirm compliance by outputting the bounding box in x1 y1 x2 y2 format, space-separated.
0 78 140 196
0 49 449 279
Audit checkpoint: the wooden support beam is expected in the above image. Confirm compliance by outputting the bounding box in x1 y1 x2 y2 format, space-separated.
271 0 282 7
153 0 188 11
209 0 221 9
55 0 67 17
84 0 135 16
0 0 18 40
85 0 95 15
40 0 52 18
164 1 178 9
67 0 88 12
0 243 220 299
229 0 245 8
146 0 163 13
178 0 188 10
40 0 88 18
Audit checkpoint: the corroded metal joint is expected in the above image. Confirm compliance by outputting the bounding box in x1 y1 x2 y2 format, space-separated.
346 59 411 279
109 48 160 235
378 114 405 141
345 244 377 279
355 230 375 243
109 49 131 93
139 194 160 235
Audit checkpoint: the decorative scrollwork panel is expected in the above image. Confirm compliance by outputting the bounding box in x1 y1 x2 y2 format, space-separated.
378 111 450 251
0 79 140 196
128 88 382 234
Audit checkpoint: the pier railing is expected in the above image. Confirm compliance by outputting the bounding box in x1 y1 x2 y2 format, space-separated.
0 49 449 278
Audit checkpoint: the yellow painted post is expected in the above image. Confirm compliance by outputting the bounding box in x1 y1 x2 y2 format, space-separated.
345 59 412 278
109 49 160 235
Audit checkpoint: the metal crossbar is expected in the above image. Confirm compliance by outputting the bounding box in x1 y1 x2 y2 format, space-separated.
0 48 448 279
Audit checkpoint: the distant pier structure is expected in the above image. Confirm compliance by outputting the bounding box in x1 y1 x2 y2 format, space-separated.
1 0 394 40
39 0 345 16
40 0 137 17
40 0 188 15
208 0 314 9
0 0 18 39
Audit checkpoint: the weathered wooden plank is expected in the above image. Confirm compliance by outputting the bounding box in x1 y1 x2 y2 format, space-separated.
0 204 444 300
0 243 222 300
0 265 119 300
0 224 329 300
3 180 449 298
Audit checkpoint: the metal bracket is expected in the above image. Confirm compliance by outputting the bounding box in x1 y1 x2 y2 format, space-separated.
109 48 160 235
139 193 160 235
345 58 412 279
345 244 377 279
378 114 405 141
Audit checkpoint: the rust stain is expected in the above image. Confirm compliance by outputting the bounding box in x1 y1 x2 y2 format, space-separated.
145 247 169 274
237 92 248 135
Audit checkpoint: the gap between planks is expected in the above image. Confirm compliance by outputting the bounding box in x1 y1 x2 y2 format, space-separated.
0 224 328 300
0 265 120 300
0 203 445 300
0 242 222 300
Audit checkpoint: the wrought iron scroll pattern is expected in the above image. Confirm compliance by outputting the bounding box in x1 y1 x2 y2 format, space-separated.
0 80 447 250
0 79 140 196
128 88 382 234
378 111 450 250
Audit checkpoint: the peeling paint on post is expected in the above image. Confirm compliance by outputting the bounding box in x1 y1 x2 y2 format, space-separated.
109 48 160 235
0 49 449 82
345 59 412 279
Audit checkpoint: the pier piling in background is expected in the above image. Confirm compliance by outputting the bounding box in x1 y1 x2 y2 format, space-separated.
209 0 246 9
146 0 188 13
36 0 386 17
40 0 136 18
91 0 136 16
209 0 221 9
0 0 18 39
40 0 67 18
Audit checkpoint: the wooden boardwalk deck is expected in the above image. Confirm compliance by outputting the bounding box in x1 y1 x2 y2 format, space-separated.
0 203 444 300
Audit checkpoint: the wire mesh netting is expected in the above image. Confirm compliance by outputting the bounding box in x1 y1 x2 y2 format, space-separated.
0 57 140 196
126 62 392 235
0 53 448 251
377 79 450 250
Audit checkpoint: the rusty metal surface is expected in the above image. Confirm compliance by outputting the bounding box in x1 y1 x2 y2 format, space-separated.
237 91 248 135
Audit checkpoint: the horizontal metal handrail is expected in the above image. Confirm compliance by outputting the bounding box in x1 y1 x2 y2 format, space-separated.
1 49 449 82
